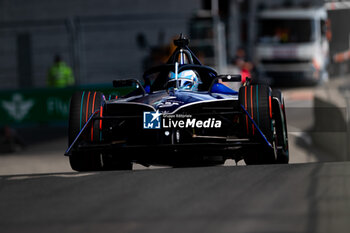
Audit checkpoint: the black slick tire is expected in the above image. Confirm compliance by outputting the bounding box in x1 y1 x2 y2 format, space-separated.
68 91 104 171
239 85 276 164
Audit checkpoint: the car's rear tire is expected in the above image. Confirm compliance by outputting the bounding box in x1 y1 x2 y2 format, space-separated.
272 89 289 164
239 85 276 164
68 91 104 171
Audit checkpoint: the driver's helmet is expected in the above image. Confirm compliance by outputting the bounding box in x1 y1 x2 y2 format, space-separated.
168 70 200 91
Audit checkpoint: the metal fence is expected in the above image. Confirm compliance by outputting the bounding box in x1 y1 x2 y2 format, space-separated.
0 14 189 89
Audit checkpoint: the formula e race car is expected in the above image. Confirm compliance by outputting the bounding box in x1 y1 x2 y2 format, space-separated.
65 34 289 171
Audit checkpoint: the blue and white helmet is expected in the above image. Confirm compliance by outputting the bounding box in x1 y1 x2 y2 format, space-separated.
168 70 200 91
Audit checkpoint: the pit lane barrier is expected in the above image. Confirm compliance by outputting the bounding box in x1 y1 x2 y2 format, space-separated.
0 84 130 127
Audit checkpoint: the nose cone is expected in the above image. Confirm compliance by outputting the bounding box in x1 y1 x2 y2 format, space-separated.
154 90 215 113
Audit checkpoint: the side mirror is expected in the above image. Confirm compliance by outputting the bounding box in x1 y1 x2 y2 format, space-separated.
112 79 146 96
216 74 241 82
209 74 241 94
113 79 137 88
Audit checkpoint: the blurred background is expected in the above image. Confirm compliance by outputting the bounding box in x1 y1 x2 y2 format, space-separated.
1 0 350 174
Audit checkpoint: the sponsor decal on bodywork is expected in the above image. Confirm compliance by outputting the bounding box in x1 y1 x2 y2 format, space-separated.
143 110 221 129
1 94 34 121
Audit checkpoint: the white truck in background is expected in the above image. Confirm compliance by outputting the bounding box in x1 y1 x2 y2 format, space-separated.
255 7 329 85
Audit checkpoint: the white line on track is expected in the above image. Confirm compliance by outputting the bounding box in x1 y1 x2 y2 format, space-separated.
5 172 96 181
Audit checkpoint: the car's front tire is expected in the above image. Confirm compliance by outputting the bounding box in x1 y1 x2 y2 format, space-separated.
68 91 104 171
68 91 133 171
239 85 276 164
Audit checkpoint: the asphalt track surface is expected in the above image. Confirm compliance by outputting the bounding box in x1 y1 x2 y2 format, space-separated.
1 162 350 233
0 86 348 233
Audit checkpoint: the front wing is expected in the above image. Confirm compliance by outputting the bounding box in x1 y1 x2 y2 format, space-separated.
65 103 273 159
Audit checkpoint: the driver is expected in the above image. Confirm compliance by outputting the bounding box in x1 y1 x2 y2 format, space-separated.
168 70 201 91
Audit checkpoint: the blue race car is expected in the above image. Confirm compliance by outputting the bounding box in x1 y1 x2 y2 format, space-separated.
65 34 289 171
